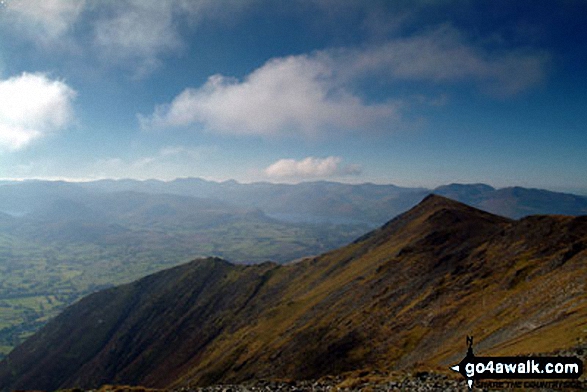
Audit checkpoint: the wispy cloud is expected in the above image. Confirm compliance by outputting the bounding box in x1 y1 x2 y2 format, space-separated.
94 0 256 76
4 0 86 46
92 1 183 77
89 146 216 180
337 24 549 95
265 156 361 180
0 73 76 150
2 0 255 76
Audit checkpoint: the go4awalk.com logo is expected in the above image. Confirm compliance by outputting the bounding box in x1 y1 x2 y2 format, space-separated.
450 336 583 390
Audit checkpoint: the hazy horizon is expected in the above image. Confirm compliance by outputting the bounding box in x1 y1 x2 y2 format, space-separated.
1 176 586 197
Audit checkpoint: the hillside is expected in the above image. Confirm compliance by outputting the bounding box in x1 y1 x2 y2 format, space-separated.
0 195 586 391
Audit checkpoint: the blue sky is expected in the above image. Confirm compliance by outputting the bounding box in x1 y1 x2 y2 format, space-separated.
0 1 585 193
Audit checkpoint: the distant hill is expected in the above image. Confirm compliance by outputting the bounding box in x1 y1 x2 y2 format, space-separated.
81 178 428 226
434 183 587 218
1 195 585 391
0 180 88 216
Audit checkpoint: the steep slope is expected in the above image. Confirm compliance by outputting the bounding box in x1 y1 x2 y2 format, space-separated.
0 258 280 390
1 195 586 391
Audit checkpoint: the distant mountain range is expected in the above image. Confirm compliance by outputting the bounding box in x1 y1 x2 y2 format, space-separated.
83 178 587 223
2 178 586 226
1 195 585 391
435 183 587 219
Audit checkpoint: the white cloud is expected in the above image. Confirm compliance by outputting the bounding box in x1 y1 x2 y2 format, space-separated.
141 54 400 136
265 156 361 180
0 72 76 150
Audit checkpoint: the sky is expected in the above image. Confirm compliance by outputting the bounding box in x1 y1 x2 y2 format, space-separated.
0 0 586 193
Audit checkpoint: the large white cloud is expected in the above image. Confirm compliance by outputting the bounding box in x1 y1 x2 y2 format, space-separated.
142 24 548 136
141 54 400 136
0 73 76 150
265 156 361 180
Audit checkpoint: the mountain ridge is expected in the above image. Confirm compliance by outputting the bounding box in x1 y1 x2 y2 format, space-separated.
1 194 585 391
